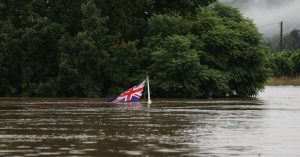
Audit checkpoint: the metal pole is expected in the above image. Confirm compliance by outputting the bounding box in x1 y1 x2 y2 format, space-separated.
146 76 152 105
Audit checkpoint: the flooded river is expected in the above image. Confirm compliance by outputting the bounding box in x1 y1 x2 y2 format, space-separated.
0 86 300 156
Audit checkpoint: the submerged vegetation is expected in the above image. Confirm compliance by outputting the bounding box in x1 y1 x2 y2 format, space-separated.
0 0 269 98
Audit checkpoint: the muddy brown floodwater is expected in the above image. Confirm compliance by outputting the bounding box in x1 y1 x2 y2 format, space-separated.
0 86 300 157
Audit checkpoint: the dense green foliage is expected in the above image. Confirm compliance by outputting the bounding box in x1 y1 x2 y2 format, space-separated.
0 0 269 98
263 29 300 78
267 50 300 77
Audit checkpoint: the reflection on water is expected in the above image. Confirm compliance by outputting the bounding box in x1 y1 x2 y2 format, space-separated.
0 86 300 156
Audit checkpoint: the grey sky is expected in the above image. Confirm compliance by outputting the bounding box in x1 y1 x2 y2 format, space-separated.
220 0 300 36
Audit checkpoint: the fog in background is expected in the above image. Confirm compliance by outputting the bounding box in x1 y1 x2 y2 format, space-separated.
220 0 300 37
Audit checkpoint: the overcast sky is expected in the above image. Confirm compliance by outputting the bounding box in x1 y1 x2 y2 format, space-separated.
220 0 300 37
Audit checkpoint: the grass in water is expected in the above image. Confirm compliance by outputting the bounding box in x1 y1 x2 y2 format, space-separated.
267 76 300 86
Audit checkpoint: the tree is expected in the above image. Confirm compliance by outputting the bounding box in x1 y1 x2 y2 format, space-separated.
193 3 268 97
265 29 300 51
149 35 205 98
148 0 217 15
291 51 300 76
21 18 65 96
57 0 109 97
283 29 300 51
0 21 9 95
0 0 270 98
269 52 294 77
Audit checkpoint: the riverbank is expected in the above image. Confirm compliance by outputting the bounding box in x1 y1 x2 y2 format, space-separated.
267 76 300 86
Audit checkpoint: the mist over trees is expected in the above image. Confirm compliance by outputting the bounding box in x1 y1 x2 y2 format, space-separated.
0 0 269 98
221 0 285 9
221 0 300 37
265 29 300 51
220 0 300 79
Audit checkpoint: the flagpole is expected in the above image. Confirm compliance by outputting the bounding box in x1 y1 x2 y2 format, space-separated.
146 76 152 105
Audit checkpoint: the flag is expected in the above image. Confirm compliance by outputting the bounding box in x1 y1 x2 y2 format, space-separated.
109 80 146 103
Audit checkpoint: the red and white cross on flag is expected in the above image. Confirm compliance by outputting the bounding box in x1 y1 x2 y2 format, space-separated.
111 80 145 103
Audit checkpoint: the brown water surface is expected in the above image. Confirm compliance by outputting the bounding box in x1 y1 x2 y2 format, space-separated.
0 86 300 156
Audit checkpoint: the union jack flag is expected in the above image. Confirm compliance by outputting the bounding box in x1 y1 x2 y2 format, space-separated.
110 80 146 103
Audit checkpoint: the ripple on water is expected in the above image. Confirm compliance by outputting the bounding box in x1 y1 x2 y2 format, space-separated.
69 150 86 155
83 148 97 152
82 141 97 144
16 145 31 149
35 147 51 150
37 152 61 156
119 150 143 156
59 147 72 151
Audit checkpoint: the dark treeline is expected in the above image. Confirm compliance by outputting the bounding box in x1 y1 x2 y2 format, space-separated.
266 29 300 52
0 0 269 98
